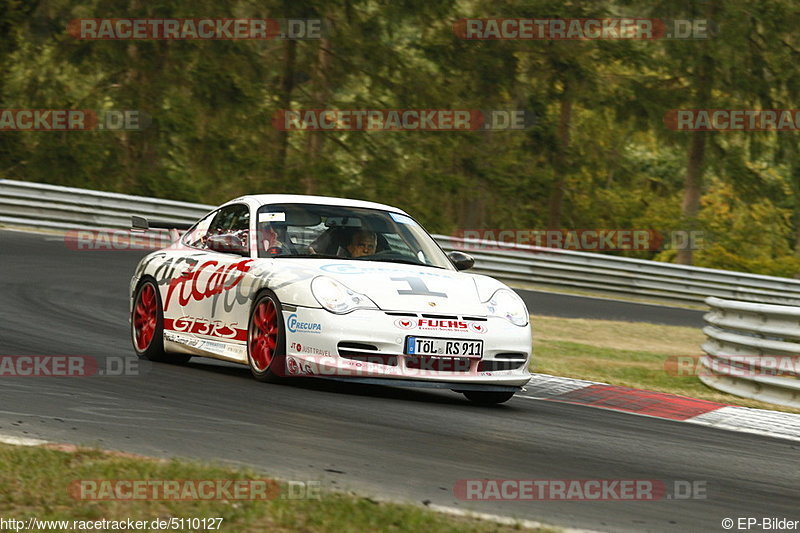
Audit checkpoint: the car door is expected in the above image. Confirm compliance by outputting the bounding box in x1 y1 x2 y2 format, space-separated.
158 209 216 349
177 203 255 361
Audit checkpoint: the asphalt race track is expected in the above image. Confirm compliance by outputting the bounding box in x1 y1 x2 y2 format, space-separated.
0 229 797 532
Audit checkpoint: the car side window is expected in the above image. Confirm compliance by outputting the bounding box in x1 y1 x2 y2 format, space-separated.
207 204 250 250
209 204 250 235
183 204 250 251
182 211 216 249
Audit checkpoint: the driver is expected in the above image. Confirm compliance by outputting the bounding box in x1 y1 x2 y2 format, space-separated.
260 223 285 256
344 229 377 257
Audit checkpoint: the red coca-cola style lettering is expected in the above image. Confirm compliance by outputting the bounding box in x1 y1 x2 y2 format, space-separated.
164 259 254 311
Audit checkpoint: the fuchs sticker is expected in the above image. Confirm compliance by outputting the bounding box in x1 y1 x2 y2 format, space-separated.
395 318 487 333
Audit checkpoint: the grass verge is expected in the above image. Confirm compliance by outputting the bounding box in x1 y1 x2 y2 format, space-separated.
0 443 553 533
531 314 800 414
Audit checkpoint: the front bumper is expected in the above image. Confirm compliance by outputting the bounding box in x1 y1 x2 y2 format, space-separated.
311 377 522 392
282 307 532 387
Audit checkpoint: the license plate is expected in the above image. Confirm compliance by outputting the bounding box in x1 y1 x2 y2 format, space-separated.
405 337 483 358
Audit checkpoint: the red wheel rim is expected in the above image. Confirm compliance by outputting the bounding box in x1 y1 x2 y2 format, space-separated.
133 283 158 350
249 298 278 372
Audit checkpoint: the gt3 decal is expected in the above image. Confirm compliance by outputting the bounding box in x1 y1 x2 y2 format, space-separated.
164 316 246 341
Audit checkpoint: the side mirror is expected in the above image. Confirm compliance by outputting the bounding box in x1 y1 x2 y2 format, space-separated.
448 251 474 271
206 233 249 257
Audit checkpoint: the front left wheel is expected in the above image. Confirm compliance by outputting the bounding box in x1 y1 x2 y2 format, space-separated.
247 290 286 382
131 279 191 364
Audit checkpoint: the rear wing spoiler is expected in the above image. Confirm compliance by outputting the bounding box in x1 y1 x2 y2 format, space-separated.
131 216 193 242
131 215 193 232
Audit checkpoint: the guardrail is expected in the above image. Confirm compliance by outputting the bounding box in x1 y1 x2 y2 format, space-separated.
701 297 800 408
436 236 800 306
0 179 212 231
4 178 800 306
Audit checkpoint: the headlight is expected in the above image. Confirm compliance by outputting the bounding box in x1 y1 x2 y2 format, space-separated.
311 276 378 314
484 289 528 326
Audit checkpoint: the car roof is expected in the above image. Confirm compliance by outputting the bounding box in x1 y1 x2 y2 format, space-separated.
223 194 409 215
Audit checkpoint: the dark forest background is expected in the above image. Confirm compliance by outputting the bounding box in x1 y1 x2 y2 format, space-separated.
3 0 800 275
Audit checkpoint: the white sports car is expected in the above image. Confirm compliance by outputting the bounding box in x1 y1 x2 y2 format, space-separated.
129 195 531 404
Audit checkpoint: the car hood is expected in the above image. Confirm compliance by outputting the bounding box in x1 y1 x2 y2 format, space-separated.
273 259 495 315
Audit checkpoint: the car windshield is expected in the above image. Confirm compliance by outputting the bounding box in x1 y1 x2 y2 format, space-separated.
255 203 453 269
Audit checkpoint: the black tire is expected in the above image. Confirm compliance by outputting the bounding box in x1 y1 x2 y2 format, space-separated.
247 290 286 382
462 391 516 406
131 278 191 364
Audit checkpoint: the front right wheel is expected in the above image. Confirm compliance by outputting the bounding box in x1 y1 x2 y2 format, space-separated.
247 290 286 382
462 391 515 406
